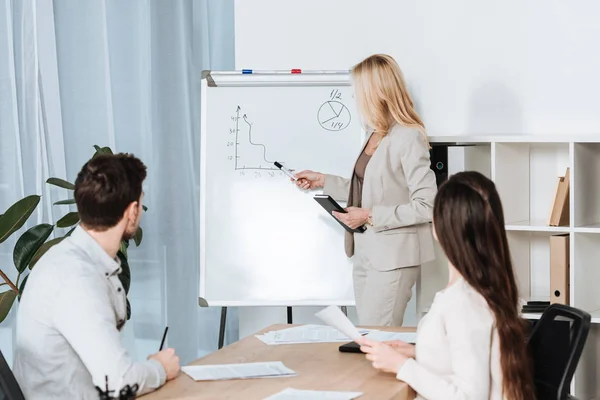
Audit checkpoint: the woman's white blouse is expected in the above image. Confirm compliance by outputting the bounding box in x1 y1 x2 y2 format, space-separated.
397 278 504 400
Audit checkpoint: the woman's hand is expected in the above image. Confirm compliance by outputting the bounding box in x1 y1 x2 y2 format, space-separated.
293 170 325 190
384 340 415 359
356 337 409 374
332 207 370 229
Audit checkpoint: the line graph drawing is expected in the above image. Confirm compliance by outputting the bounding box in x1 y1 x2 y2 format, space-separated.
317 100 351 131
233 106 279 170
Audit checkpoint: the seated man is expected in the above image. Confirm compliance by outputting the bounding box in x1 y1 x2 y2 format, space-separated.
14 153 180 399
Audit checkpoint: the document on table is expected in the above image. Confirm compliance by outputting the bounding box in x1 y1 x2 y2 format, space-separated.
315 306 418 344
315 306 363 341
265 388 363 399
181 361 296 381
364 330 417 343
256 324 370 345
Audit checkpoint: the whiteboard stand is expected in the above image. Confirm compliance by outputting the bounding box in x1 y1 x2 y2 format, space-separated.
218 307 227 350
217 306 294 349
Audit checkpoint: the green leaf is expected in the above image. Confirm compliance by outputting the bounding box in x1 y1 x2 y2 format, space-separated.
13 224 54 273
56 212 80 228
142 205 148 212
0 195 41 244
54 199 75 206
126 298 131 320
65 226 77 237
116 249 132 320
0 290 17 323
119 241 128 258
18 274 29 301
133 227 143 247
117 250 131 294
93 145 113 157
46 178 75 190
29 237 64 269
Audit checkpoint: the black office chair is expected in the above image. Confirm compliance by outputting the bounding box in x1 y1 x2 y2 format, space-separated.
526 304 591 400
0 349 25 400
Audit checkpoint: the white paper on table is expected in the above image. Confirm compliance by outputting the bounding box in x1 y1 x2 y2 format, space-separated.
264 388 363 399
314 306 362 341
364 330 417 343
271 325 367 343
181 361 296 381
256 325 370 345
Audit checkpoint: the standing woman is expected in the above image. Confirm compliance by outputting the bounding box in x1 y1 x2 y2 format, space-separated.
295 54 437 326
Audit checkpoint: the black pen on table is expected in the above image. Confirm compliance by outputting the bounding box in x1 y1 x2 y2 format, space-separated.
159 326 168 351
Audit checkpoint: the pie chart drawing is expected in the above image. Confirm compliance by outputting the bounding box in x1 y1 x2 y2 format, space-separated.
317 101 351 131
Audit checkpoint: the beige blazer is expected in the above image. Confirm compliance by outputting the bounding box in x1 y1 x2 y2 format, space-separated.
323 123 437 271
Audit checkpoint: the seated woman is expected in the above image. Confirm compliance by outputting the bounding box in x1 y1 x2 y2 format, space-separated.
357 171 535 400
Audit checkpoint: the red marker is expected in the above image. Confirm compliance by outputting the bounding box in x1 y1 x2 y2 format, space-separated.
291 69 302 74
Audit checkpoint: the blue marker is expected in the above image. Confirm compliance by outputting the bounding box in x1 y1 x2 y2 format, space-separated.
242 69 253 74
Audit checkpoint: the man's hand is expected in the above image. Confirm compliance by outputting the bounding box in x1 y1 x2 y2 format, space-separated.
149 348 181 380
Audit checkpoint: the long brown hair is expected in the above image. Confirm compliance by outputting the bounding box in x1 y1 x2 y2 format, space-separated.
351 54 429 147
433 171 535 400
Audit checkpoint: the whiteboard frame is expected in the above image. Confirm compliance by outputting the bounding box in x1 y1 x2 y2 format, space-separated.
203 70 351 87
199 72 208 306
199 70 356 307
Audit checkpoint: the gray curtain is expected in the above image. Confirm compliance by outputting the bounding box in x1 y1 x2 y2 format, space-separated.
0 0 236 365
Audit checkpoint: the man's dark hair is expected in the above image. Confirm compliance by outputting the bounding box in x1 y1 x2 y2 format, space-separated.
74 153 147 230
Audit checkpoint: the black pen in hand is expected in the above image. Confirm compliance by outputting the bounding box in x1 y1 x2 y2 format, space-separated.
159 326 168 351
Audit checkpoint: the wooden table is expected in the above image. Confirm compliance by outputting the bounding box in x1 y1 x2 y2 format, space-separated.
142 324 416 400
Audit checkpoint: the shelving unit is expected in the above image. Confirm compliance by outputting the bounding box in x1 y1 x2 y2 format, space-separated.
424 135 600 399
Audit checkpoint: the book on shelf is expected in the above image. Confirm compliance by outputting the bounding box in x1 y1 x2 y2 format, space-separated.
550 234 570 305
548 167 570 227
522 300 550 315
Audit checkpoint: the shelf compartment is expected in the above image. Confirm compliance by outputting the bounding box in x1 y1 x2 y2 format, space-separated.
574 143 600 228
446 144 492 178
507 231 568 304
572 233 600 314
493 142 570 227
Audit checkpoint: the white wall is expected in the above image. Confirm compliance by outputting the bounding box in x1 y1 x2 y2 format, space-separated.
233 0 600 337
235 0 600 136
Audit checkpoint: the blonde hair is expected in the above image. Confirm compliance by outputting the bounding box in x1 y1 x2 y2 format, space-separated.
351 54 429 147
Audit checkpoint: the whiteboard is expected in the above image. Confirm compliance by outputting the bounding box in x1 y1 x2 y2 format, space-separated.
199 71 364 306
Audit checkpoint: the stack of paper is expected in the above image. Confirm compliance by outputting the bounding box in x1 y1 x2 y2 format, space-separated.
255 307 418 346
315 306 417 344
265 388 363 399
181 361 296 381
255 324 370 345
314 306 362 341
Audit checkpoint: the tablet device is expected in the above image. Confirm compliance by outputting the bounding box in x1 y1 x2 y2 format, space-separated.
313 194 366 234
339 337 417 354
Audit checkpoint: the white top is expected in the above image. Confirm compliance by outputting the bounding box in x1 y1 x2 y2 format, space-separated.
397 278 503 400
13 226 165 399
